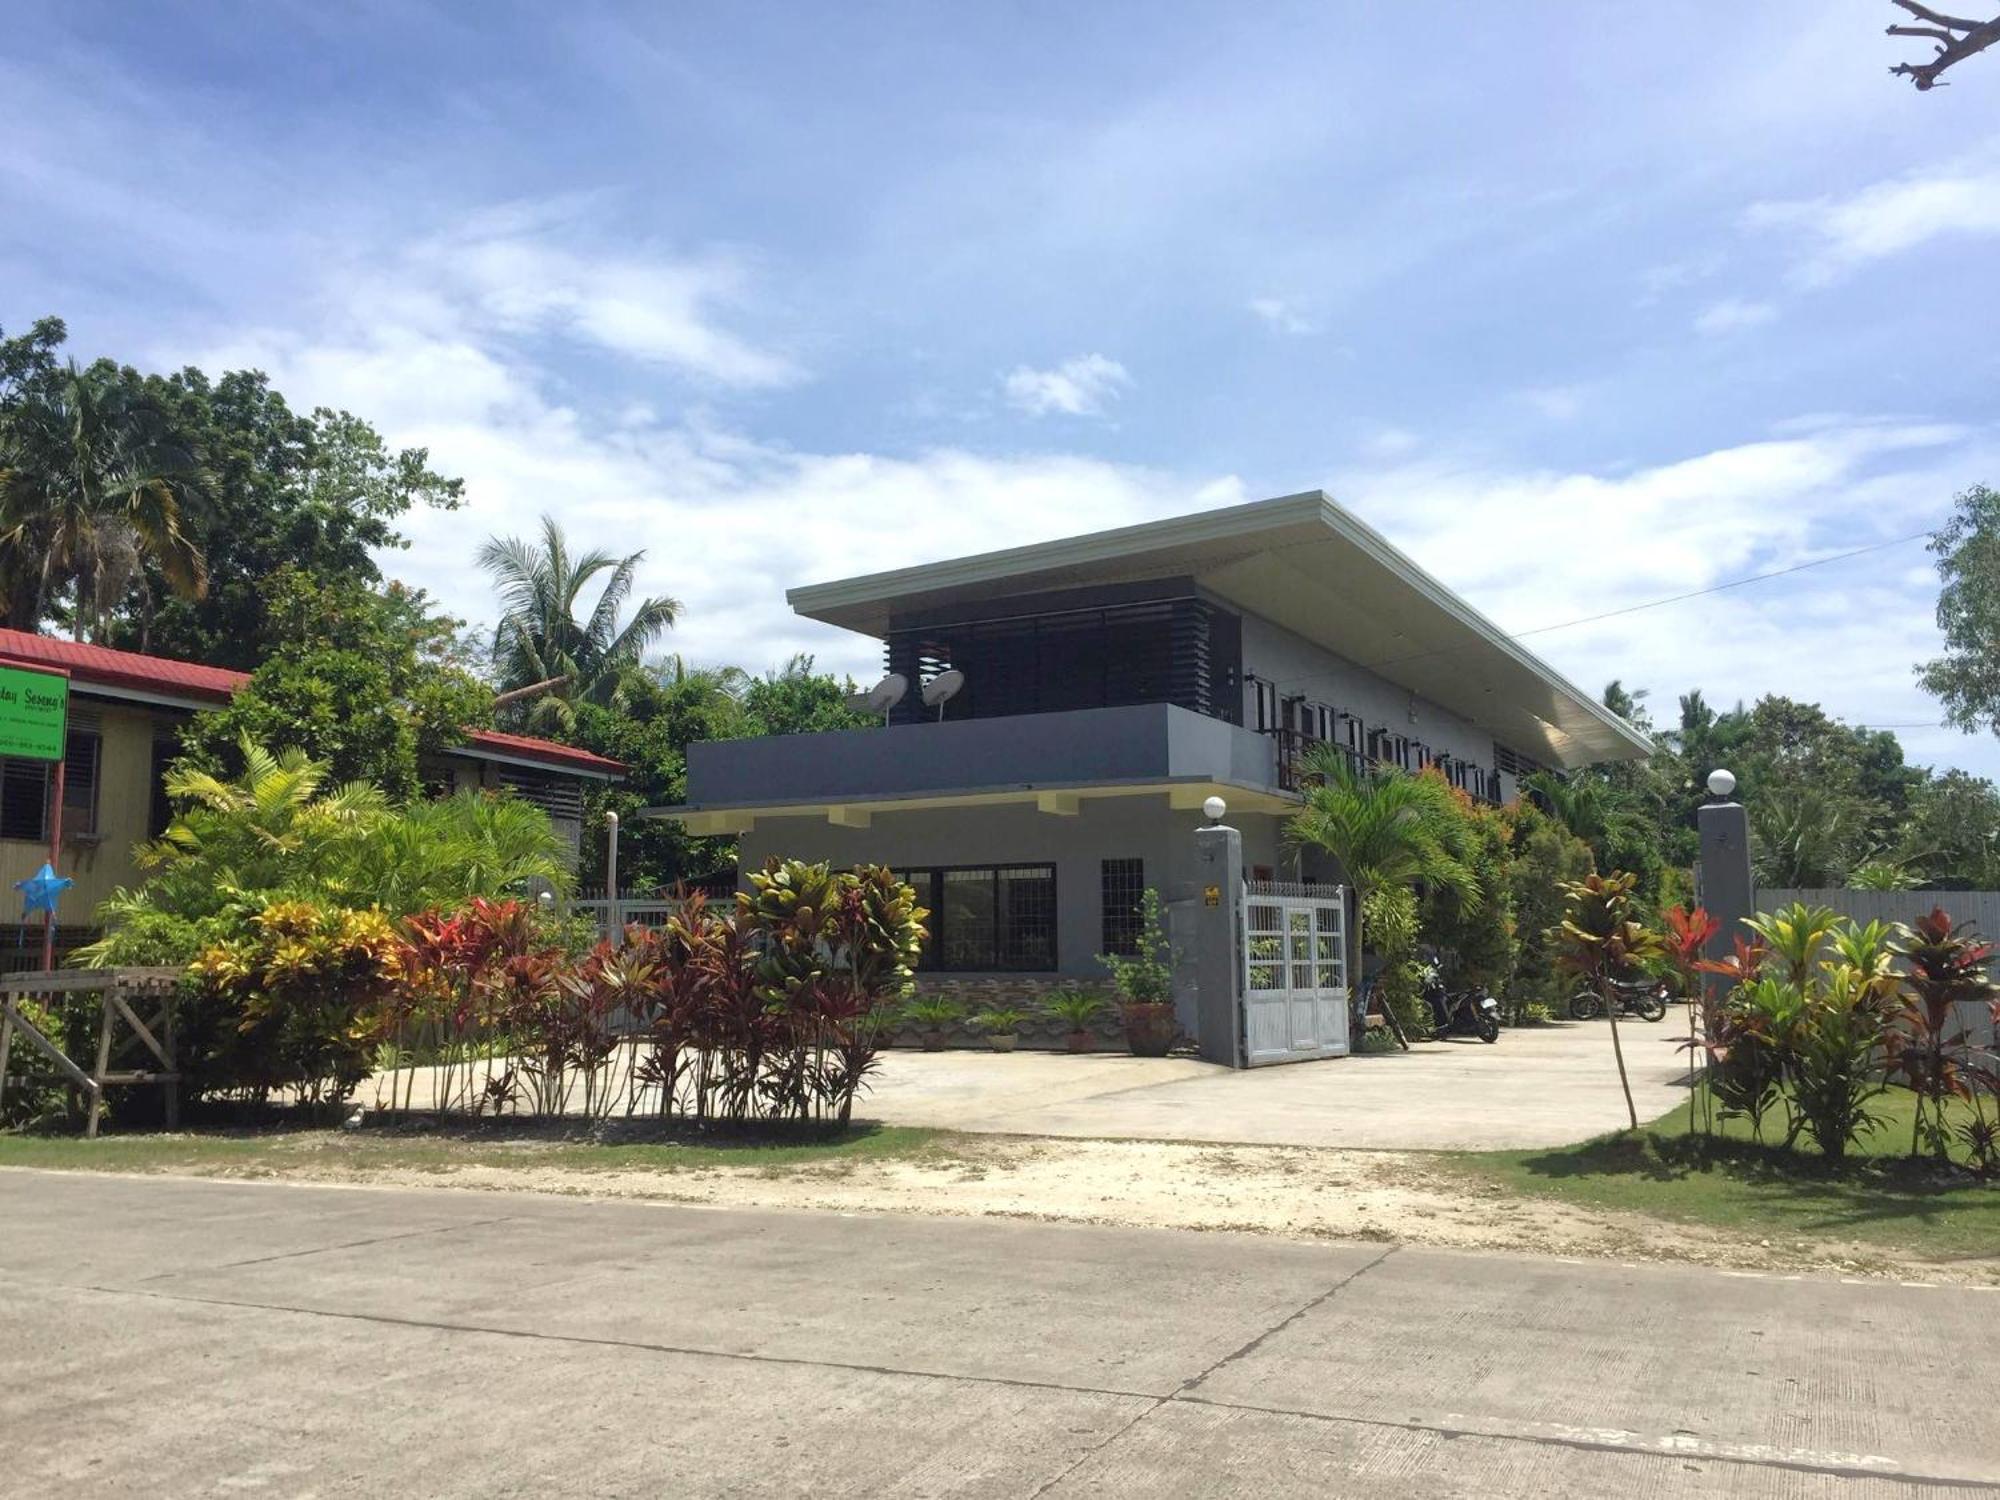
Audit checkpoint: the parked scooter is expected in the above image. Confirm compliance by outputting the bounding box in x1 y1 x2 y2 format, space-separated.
1566 975 1668 1023
1420 961 1501 1043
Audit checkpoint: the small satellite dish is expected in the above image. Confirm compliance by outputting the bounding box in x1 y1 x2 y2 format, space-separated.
920 668 965 720
863 673 908 723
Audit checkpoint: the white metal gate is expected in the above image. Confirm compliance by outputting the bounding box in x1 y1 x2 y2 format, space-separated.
1242 881 1349 1066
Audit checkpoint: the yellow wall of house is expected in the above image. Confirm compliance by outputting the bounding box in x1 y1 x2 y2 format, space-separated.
0 701 157 924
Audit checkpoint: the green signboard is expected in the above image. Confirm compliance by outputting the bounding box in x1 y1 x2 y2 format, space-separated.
0 663 69 761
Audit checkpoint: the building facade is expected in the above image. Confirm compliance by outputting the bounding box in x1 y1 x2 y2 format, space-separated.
662 492 1651 979
0 630 624 967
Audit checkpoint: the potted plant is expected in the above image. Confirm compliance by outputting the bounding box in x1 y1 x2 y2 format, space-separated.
1098 888 1180 1057
901 994 964 1051
1043 988 1107 1052
972 1005 1031 1052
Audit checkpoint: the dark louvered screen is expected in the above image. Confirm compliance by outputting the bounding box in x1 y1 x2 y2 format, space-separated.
885 593 1239 726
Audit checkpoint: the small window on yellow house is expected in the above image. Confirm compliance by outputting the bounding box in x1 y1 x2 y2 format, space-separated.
0 730 102 843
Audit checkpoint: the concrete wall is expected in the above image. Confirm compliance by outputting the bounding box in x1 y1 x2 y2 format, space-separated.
689 703 1280 806
737 793 1324 977
1239 614 1529 799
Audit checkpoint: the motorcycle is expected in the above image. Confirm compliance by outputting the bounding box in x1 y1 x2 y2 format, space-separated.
1421 962 1501 1043
1566 975 1668 1023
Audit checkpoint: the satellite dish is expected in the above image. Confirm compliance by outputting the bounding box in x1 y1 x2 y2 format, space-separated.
920 668 965 720
862 673 908 723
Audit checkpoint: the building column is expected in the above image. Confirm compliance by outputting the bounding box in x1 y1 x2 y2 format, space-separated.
1190 820 1243 1068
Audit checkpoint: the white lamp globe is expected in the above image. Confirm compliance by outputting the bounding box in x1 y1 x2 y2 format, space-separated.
1706 768 1737 799
1202 795 1228 822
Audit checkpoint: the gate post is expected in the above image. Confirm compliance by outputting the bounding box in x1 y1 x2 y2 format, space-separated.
1191 805 1244 1069
1696 768 1753 965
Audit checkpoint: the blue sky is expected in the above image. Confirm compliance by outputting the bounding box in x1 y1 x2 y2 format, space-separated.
6 2 2000 772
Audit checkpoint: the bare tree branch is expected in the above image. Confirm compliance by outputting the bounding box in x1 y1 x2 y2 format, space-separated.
1887 1 2000 89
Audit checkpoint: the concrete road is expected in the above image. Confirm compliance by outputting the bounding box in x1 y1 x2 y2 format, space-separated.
861 1017 1690 1148
4 1171 1994 1497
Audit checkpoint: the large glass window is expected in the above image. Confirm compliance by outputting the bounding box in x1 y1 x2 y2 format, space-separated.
894 864 1057 971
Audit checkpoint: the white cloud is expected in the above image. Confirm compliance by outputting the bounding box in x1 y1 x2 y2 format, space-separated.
1001 353 1132 417
1693 298 1777 336
1331 418 1987 765
1364 426 1419 458
1520 385 1584 421
1749 162 2000 286
1247 296 1315 334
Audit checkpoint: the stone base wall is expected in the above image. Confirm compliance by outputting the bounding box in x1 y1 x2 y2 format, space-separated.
885 976 1126 1050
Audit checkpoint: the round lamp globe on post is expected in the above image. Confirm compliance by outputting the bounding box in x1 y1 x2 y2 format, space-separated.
1202 795 1228 823
1707 768 1736 800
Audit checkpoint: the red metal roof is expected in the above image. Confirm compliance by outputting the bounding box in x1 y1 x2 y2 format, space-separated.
0 629 626 778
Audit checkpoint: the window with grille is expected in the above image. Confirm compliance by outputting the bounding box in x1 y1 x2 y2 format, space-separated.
1100 858 1145 956
0 729 101 843
892 864 1057 971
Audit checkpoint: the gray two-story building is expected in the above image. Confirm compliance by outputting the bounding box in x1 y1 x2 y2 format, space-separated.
665 491 1649 980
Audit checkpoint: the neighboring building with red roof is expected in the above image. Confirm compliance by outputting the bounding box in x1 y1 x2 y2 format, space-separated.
0 629 624 964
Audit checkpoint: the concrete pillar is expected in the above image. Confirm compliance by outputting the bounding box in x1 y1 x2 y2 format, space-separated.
1696 789 1754 965
1190 821 1244 1068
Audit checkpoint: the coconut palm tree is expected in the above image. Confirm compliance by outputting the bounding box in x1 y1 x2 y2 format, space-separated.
478 516 681 736
0 361 208 639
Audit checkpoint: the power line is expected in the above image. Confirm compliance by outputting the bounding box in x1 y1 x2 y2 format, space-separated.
1266 526 1937 696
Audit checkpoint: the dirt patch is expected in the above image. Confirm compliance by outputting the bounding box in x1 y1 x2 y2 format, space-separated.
173 1132 2000 1285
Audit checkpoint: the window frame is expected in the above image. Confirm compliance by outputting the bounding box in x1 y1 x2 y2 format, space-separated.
894 862 1059 973
0 727 102 844
1099 857 1145 957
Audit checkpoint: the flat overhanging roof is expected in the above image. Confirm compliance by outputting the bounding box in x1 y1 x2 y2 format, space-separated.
787 490 1650 768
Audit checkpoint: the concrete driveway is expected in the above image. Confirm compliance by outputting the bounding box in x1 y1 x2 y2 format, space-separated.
862 1017 1690 1149
4 1171 1993 1497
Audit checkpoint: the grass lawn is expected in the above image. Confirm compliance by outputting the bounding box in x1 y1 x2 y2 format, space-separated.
1457 1084 2000 1264
0 1120 952 1179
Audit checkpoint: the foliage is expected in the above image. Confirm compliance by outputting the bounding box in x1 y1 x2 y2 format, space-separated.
900 994 965 1028
1551 871 1667 1129
0 319 460 660
188 900 400 1107
1419 786 1517 990
1097 887 1175 1008
1502 801 1595 1024
480 514 680 738
1042 988 1107 1030
568 654 872 891
1888 908 1999 1160
1919 484 2000 735
0 355 207 638
123 367 462 666
80 737 568 968
177 569 490 799
1361 884 1426 1038
1286 748 1476 904
971 1006 1032 1035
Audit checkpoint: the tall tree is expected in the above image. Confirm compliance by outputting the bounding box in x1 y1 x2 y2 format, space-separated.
129 368 464 666
0 359 208 639
1919 484 2000 734
479 515 681 736
178 569 491 801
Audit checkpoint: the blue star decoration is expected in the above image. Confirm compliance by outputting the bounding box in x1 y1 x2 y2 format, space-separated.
16 862 73 919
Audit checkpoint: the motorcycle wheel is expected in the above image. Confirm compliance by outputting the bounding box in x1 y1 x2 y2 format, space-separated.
1635 992 1667 1023
1567 991 1600 1021
1476 1014 1499 1043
